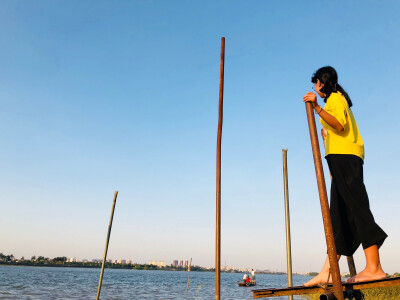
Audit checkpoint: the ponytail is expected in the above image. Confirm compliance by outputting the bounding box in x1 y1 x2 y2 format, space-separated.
311 66 353 108
336 83 352 108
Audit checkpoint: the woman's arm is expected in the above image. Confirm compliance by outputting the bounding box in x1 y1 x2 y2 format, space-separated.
303 92 344 132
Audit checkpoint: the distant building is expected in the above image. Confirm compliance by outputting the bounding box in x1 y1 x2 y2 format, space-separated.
68 257 78 263
157 261 166 267
82 259 88 263
184 261 188 268
179 260 183 267
172 260 178 267
127 260 132 264
149 260 166 267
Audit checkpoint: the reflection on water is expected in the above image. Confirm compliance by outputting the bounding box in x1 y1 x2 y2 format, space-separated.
0 265 310 299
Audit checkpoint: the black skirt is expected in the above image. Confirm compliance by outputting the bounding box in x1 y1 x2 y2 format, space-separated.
326 154 387 256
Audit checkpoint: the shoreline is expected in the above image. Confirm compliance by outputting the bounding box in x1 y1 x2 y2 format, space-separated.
0 262 291 275
0 262 202 271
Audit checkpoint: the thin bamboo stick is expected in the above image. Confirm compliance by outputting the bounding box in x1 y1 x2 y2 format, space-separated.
282 149 293 300
215 37 225 300
96 191 118 300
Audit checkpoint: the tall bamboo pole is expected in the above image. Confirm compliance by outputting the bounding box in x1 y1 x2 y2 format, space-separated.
304 103 344 300
215 37 225 300
96 191 118 300
187 257 193 292
282 149 293 300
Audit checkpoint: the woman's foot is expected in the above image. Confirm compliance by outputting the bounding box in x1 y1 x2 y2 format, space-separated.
304 270 331 287
345 268 386 283
304 255 341 287
345 245 387 283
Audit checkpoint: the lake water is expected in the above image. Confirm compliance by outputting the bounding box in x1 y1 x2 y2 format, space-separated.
0 266 312 299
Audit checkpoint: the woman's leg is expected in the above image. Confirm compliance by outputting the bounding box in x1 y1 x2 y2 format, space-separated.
329 155 387 282
329 155 387 250
345 245 386 283
304 255 341 286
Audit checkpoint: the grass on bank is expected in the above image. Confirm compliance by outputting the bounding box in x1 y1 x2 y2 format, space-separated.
302 285 400 300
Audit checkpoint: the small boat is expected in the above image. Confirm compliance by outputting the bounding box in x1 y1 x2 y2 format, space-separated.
238 280 256 287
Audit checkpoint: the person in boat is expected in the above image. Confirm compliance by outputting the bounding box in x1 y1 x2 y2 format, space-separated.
251 269 256 281
303 66 387 286
243 272 250 283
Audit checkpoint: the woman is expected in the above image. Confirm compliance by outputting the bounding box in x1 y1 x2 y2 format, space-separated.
303 66 387 286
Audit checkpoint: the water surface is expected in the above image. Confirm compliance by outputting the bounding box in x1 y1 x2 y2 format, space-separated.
0 266 311 299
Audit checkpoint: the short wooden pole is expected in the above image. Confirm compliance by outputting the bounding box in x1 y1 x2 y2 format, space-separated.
96 191 118 300
187 257 192 292
347 256 357 277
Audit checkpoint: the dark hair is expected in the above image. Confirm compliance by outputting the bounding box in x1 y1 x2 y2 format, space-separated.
311 66 352 107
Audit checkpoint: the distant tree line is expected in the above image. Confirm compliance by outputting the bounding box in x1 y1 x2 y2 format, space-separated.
0 252 213 272
0 253 68 265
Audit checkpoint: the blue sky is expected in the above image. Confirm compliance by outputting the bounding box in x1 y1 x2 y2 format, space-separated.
1 1 400 273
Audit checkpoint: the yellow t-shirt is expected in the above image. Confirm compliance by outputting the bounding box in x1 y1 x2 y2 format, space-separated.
320 92 364 160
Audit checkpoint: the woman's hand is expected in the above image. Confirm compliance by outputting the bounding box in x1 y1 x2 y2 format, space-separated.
303 92 318 108
321 128 327 140
303 92 344 132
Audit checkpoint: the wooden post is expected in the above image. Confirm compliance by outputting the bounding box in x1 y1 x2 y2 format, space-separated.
96 191 118 300
215 37 225 300
304 103 344 300
347 256 357 277
282 149 293 300
187 257 192 292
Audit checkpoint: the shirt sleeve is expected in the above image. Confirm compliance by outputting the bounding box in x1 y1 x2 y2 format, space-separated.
323 93 347 128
